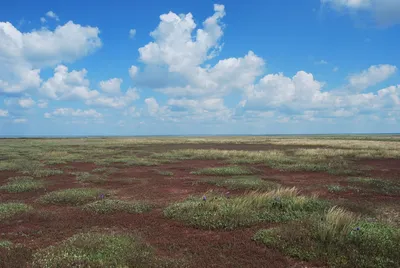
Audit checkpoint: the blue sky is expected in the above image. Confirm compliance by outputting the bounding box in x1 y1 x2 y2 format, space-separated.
0 0 400 136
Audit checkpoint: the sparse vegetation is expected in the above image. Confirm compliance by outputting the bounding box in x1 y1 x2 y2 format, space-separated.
156 170 174 176
23 169 63 178
83 199 152 214
204 176 279 190
348 177 400 195
0 177 45 193
73 171 107 184
164 187 326 229
327 185 346 193
1 136 400 267
191 166 255 176
254 207 400 267
0 203 32 221
38 188 106 206
32 232 183 268
0 240 13 248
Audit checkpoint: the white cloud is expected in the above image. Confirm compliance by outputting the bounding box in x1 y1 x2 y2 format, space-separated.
129 65 139 79
322 0 400 26
46 11 60 21
322 0 371 9
40 17 46 23
0 20 101 94
45 108 102 118
99 78 123 94
135 3 265 126
13 118 27 123
316 60 328 65
18 97 35 108
38 100 48 108
145 97 160 116
123 106 141 117
129 29 136 39
331 108 358 117
0 109 8 117
333 67 339 72
243 71 327 110
40 65 99 100
167 98 225 112
348 64 397 91
22 21 102 67
139 4 226 71
86 87 139 109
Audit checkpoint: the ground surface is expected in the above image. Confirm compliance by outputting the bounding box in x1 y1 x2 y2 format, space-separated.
0 136 399 267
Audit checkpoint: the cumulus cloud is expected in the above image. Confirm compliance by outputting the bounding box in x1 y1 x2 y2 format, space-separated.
40 65 99 100
321 0 400 26
99 78 123 94
37 100 48 108
129 29 136 39
242 71 328 111
0 20 101 94
45 108 102 119
348 64 397 91
46 11 60 21
13 118 27 123
145 97 160 116
0 109 8 117
136 5 264 99
167 98 225 112
18 97 35 108
86 88 139 109
316 60 328 65
129 65 139 79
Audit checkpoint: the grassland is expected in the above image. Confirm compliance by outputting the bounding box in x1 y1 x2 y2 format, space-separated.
0 135 399 267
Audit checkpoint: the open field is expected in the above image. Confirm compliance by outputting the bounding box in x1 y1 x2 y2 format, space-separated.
0 136 400 267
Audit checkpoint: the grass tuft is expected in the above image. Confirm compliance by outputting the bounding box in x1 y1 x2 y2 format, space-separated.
0 177 45 193
83 199 152 214
191 166 255 176
32 232 183 268
0 203 32 221
73 172 107 184
38 188 106 206
254 207 400 268
327 185 346 193
164 187 326 229
348 177 400 195
204 176 279 190
155 170 174 176
316 206 358 243
0 240 13 248
23 169 63 178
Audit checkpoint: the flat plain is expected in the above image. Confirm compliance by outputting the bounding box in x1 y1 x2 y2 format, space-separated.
0 136 399 267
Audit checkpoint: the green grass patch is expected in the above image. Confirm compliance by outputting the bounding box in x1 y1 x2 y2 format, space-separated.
0 203 32 221
23 169 63 178
348 177 400 195
191 166 255 176
0 177 45 193
38 188 106 206
32 232 183 268
83 199 152 214
254 207 400 268
327 185 346 193
204 176 279 191
156 170 174 176
0 240 13 248
73 172 107 184
164 187 326 229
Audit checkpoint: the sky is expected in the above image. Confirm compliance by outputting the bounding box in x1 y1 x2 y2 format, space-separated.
0 0 400 136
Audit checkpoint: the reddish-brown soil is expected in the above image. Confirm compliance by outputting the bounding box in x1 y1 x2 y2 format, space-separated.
1 152 399 268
